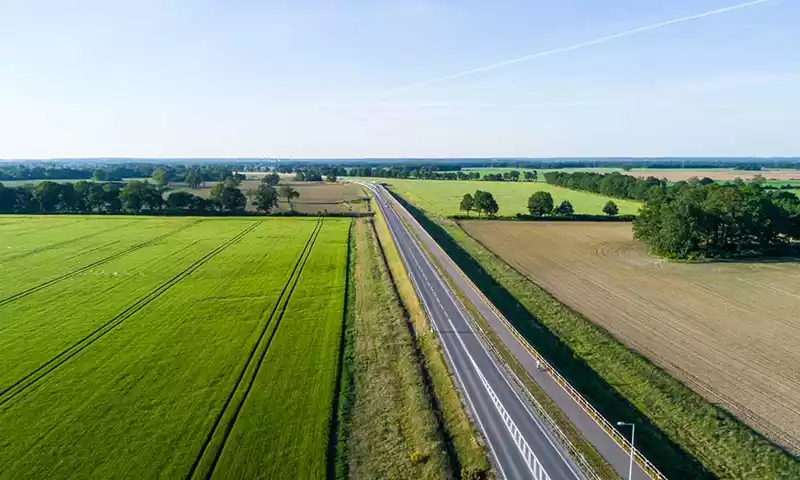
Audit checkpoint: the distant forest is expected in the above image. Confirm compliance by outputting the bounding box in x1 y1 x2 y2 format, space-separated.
2 158 800 183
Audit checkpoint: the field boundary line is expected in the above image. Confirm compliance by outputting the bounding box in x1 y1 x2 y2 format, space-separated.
0 219 205 308
186 219 324 480
382 185 667 480
0 219 141 265
0 221 261 406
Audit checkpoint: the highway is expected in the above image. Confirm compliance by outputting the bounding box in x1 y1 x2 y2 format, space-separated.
360 181 588 480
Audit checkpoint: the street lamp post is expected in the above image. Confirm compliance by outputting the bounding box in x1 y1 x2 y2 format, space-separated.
617 421 635 480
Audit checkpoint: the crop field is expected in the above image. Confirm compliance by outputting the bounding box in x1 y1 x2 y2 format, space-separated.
0 215 350 478
172 180 368 214
382 178 641 216
461 220 800 453
462 166 800 183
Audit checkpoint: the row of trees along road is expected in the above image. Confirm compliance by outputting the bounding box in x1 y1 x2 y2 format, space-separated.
0 175 301 215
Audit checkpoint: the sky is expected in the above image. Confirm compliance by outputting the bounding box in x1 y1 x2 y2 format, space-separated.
1 0 798 159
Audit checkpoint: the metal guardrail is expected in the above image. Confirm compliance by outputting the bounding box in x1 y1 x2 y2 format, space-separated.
376 184 667 480
451 265 666 480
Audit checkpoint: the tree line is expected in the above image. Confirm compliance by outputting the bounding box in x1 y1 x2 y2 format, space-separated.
351 166 539 182
634 183 800 258
543 171 666 201
457 190 620 218
0 163 244 185
0 176 302 215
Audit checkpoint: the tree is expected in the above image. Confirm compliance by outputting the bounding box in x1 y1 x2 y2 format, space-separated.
120 181 164 213
459 193 475 216
279 185 300 211
602 200 619 216
527 191 553 216
184 169 203 189
167 191 206 211
210 183 246 212
103 183 122 213
152 168 170 187
554 200 574 215
473 190 498 217
262 172 280 186
254 184 279 212
58 183 79 212
92 169 109 182
326 174 338 182
33 181 62 212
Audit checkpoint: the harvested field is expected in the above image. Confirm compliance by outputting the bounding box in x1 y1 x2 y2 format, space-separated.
170 180 368 213
623 168 800 182
0 215 351 478
461 220 800 454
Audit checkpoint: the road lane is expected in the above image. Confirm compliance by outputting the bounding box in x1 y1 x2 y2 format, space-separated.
361 181 587 480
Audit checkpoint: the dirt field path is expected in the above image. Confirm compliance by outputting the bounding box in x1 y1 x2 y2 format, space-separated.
462 221 800 454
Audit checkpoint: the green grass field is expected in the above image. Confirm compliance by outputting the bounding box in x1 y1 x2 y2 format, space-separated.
379 178 641 216
0 215 350 479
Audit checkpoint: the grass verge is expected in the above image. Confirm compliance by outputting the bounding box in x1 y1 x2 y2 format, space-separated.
371 203 491 479
389 190 800 480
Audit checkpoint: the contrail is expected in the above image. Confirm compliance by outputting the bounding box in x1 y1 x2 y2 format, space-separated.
382 0 780 96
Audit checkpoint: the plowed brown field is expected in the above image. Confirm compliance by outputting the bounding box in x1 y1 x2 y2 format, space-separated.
462 221 800 453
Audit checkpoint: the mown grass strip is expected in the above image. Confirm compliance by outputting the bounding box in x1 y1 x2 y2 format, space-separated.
390 189 800 480
0 221 260 406
187 219 323 479
0 219 204 307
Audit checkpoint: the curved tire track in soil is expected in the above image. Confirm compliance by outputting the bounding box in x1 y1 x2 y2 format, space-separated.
0 221 260 407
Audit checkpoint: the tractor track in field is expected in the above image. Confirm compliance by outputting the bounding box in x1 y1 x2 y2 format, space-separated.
186 219 324 480
0 221 261 407
0 220 204 308
0 220 141 265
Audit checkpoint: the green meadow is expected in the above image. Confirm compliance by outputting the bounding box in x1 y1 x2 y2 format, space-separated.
380 178 641 217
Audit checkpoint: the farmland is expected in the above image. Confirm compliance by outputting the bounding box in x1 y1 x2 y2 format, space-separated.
170 180 368 214
463 166 800 182
461 220 800 454
381 178 641 216
0 215 350 478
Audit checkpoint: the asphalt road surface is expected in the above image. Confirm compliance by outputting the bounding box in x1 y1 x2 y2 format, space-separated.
360 181 589 480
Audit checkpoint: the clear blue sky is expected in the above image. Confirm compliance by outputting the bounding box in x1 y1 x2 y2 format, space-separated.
1 0 798 158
